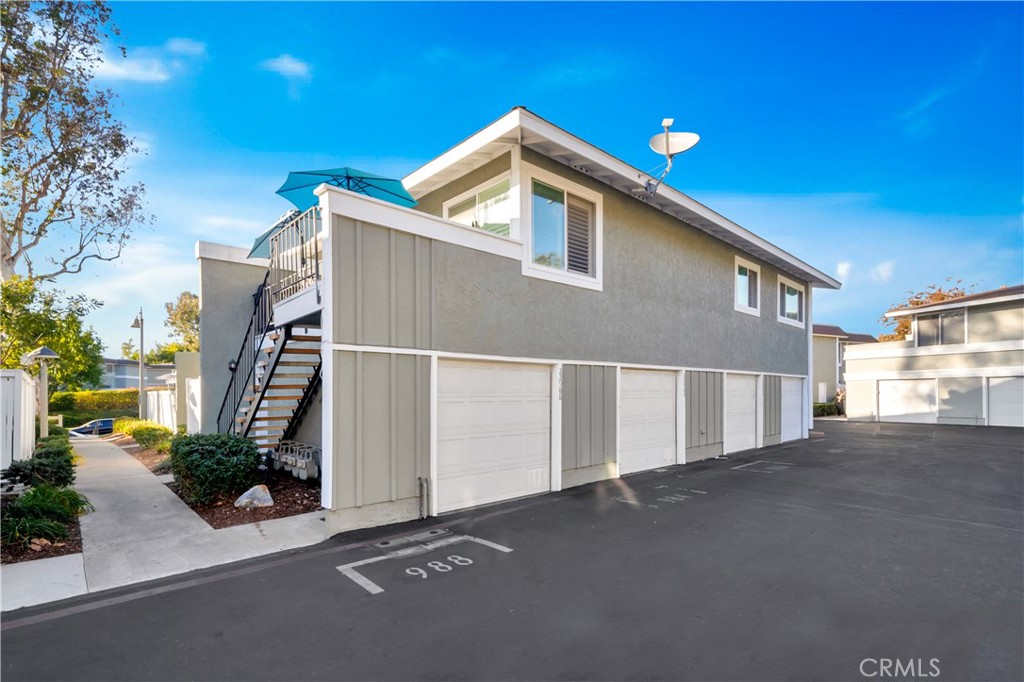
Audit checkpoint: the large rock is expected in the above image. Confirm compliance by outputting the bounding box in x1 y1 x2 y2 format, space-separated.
234 484 273 509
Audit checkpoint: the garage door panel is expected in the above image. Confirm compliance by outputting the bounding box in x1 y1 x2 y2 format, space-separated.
437 361 551 513
879 379 937 424
989 377 1024 427
619 370 677 475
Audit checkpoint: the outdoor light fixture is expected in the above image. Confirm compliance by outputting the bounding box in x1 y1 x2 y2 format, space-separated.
130 308 146 420
228 359 238 373
22 346 59 438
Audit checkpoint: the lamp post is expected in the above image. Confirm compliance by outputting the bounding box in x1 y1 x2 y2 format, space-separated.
22 346 59 438
130 309 146 420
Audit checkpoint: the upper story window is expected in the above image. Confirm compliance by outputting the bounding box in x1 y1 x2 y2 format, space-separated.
521 162 603 291
778 275 806 328
917 310 965 346
444 174 512 237
734 256 760 316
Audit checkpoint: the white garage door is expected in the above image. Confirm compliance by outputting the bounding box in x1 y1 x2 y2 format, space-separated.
437 361 551 513
781 377 804 442
878 379 937 424
725 374 757 454
989 377 1024 427
619 369 677 474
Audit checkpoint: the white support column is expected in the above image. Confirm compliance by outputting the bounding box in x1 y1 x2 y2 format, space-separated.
318 190 335 510
676 369 686 464
550 363 562 492
614 365 622 478
755 373 764 449
429 354 439 517
804 287 814 438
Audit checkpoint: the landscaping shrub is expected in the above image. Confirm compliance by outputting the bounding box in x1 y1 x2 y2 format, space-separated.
813 402 840 417
169 433 260 504
49 388 138 414
1 429 76 487
0 485 92 548
114 419 173 448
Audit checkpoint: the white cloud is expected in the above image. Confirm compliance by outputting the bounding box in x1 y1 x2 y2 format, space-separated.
93 37 205 84
869 260 896 283
165 38 206 57
836 261 852 282
94 54 171 83
260 54 312 81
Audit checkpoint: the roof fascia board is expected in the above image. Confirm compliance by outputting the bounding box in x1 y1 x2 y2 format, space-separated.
885 292 1024 318
403 109 522 192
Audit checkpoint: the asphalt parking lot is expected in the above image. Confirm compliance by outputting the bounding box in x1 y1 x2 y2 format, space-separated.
3 420 1022 681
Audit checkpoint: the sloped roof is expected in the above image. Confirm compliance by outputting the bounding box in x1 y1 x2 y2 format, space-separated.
812 324 847 338
403 107 840 290
844 333 878 344
885 284 1024 317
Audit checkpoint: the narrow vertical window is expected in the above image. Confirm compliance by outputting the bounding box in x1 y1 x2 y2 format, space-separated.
734 258 760 316
777 276 806 327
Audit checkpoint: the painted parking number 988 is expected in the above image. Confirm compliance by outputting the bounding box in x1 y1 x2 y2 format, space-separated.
405 555 473 579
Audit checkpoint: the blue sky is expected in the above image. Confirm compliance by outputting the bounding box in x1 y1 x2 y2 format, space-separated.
56 1 1022 353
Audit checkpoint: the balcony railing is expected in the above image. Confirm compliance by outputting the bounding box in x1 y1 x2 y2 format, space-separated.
269 207 322 306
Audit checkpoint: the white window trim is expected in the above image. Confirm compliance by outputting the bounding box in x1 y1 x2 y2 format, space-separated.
441 171 515 237
734 256 760 317
777 274 806 328
915 309 969 348
520 160 603 292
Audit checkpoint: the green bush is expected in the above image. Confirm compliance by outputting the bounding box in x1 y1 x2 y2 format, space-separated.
1 430 76 487
114 419 172 447
62 407 137 427
49 388 138 414
813 402 840 417
0 485 92 548
15 485 93 523
169 433 260 504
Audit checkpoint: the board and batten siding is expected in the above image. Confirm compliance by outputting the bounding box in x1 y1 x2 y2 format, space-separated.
685 370 723 461
561 364 617 488
328 350 430 534
763 375 782 446
331 215 434 350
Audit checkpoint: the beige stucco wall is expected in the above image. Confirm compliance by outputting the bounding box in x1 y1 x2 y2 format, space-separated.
846 349 1023 376
966 301 1024 343
812 336 838 401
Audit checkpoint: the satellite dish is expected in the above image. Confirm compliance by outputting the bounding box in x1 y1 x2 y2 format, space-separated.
649 131 700 157
641 117 700 196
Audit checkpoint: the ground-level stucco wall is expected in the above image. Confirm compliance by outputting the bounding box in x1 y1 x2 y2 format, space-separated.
198 256 268 433
561 364 617 488
846 380 877 421
328 350 429 534
763 375 782 446
173 352 200 429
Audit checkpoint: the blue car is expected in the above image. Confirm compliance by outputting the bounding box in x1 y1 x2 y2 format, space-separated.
69 418 115 437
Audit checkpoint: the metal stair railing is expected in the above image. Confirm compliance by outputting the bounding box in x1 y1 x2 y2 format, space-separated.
268 207 322 306
216 272 273 434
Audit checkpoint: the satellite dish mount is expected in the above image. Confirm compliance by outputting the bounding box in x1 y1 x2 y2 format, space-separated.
642 118 699 196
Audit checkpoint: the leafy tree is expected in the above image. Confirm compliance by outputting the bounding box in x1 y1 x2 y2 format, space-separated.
1 0 148 282
0 276 103 390
878 278 975 342
121 339 189 364
164 291 198 351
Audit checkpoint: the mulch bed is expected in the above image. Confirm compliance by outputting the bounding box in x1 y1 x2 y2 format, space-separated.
116 436 170 473
0 514 83 565
167 473 322 529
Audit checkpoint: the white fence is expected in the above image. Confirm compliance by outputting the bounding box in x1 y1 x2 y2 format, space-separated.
1 370 37 469
146 389 177 432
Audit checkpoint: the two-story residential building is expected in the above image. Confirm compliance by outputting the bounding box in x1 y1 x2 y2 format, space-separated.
844 285 1023 426
811 325 877 403
98 358 175 390
197 108 841 534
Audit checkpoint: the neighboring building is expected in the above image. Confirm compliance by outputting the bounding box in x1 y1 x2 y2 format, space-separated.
811 324 877 403
845 285 1024 426
99 358 175 390
197 108 840 534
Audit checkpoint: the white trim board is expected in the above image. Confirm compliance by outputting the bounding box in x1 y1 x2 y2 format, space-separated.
885 293 1024 317
845 339 1023 360
845 367 1024 381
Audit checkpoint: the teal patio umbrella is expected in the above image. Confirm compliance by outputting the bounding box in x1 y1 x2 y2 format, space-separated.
248 209 299 258
275 167 417 212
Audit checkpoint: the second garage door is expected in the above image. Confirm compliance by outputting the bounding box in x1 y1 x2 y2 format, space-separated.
725 374 757 454
989 377 1024 427
878 379 937 424
436 361 551 513
619 369 677 474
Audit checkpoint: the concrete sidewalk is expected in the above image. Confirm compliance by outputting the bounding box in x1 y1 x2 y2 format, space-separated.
1 437 329 612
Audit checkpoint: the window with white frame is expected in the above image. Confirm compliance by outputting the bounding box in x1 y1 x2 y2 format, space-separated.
778 275 806 327
517 161 603 291
734 257 760 316
917 310 965 346
444 175 512 237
